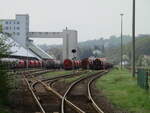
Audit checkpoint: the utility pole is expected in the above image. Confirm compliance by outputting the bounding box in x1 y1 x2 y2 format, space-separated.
26 41 29 70
120 14 124 69
132 0 136 77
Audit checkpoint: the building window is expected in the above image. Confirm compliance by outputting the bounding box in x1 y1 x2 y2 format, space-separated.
14 27 15 30
17 32 20 35
5 21 8 24
14 21 15 24
5 26 8 30
9 21 11 24
17 27 20 30
10 27 11 30
17 21 20 24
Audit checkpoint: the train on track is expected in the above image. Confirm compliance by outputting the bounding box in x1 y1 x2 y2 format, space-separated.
63 58 113 70
63 59 81 70
0 57 113 70
0 58 62 69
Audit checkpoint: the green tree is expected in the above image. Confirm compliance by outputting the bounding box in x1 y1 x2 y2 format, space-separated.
0 34 11 58
0 33 11 106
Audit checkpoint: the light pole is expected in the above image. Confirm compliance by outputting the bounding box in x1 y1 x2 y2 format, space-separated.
132 0 136 77
120 13 124 69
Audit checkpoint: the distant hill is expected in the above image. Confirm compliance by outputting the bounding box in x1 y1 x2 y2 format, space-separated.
38 35 132 50
105 36 150 65
38 34 150 66
38 35 132 60
79 35 132 49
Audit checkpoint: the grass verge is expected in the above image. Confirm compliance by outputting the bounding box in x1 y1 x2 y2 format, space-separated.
96 69 150 113
62 70 99 83
42 70 73 78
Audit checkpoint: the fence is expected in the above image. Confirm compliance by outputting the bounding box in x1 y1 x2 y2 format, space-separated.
137 68 149 90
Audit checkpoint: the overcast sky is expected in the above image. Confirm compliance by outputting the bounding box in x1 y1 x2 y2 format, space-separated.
0 0 150 45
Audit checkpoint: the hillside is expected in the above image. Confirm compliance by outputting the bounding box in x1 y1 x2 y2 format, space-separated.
105 36 150 65
79 35 131 48
38 35 132 61
38 35 150 66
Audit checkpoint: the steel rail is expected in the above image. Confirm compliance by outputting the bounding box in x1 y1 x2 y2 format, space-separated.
39 80 86 113
61 74 89 113
30 70 87 113
87 71 107 113
24 78 46 113
28 70 87 113
31 73 75 89
31 71 87 90
25 70 54 77
21 69 64 113
61 71 105 113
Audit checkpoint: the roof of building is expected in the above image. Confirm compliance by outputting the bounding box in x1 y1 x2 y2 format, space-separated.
1 34 41 59
1 33 53 60
27 40 53 59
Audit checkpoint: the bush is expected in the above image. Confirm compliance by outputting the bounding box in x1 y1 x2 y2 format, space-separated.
0 63 10 105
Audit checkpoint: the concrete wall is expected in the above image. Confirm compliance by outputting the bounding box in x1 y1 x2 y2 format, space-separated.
0 15 29 47
28 32 63 38
28 30 78 61
16 14 29 47
63 29 78 60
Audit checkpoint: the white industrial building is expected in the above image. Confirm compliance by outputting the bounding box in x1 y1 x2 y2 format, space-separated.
0 14 78 61
2 34 40 59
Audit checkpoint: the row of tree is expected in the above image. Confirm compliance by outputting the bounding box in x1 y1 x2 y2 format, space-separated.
0 33 11 109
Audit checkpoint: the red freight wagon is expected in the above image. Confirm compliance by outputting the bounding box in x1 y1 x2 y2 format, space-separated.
63 59 73 70
16 60 25 68
28 60 35 68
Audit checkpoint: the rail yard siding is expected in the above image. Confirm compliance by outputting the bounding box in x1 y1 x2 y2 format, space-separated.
96 69 150 113
62 70 98 83
42 70 73 78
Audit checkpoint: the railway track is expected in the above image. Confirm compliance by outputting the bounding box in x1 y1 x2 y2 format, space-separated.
20 69 58 113
9 68 44 73
61 70 107 113
24 70 87 113
39 79 86 113
24 78 46 113
22 70 107 113
9 68 53 77
31 70 87 89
